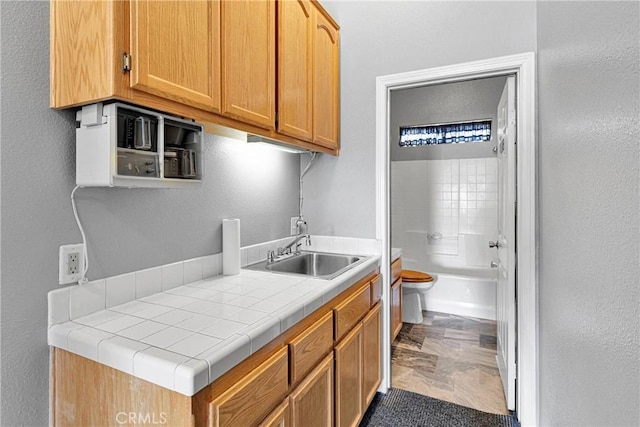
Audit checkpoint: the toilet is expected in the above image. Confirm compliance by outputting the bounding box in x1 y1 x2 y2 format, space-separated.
401 270 438 324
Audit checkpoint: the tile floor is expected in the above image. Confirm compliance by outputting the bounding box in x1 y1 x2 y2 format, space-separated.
391 311 508 415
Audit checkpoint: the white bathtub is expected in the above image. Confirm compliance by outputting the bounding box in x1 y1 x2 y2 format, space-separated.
405 260 498 320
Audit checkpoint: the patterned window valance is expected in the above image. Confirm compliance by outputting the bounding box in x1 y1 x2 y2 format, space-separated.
399 120 491 147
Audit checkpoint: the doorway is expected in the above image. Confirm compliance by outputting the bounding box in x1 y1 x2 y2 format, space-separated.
388 74 514 414
375 53 537 426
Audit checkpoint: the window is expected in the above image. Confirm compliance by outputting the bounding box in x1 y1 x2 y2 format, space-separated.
399 120 491 147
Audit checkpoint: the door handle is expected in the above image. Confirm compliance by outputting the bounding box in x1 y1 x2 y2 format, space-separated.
489 241 500 248
490 261 498 268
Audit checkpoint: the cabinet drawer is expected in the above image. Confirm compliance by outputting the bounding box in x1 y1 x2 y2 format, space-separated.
334 281 371 342
391 258 402 284
290 311 334 386
208 347 289 427
369 275 382 306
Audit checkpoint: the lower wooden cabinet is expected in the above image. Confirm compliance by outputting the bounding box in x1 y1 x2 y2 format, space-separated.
335 322 363 427
259 398 291 427
362 302 382 409
290 353 334 427
51 272 381 427
391 277 403 341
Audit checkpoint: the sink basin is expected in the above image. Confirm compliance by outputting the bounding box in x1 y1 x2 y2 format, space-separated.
247 251 367 280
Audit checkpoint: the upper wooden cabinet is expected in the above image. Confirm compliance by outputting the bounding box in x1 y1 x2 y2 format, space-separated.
51 0 339 154
130 0 221 113
277 0 314 141
278 0 340 149
312 5 340 150
221 0 276 129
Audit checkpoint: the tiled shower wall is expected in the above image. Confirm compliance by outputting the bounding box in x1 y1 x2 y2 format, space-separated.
391 158 498 270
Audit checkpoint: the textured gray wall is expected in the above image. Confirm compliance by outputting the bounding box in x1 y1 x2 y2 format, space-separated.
0 2 299 425
537 2 640 425
390 76 506 161
304 1 537 237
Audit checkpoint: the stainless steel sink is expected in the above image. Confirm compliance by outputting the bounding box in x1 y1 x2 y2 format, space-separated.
247 251 367 280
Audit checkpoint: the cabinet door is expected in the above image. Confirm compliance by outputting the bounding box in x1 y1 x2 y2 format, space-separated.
208 347 288 427
312 8 340 150
277 0 313 141
221 0 276 129
130 0 221 113
259 398 291 427
362 303 382 409
335 323 363 427
391 278 402 341
290 353 333 427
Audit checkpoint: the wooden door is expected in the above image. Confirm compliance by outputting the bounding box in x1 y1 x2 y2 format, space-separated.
277 0 313 141
259 398 291 427
290 353 333 427
221 0 276 129
130 0 221 113
335 323 362 427
495 75 517 410
208 347 288 427
390 278 402 341
362 303 381 409
312 7 340 150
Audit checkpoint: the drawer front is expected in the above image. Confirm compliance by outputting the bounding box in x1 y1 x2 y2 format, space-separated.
334 281 371 342
391 258 402 284
289 311 334 385
208 347 289 427
369 274 382 306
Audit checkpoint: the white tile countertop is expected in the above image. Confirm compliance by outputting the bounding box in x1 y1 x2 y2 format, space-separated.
48 252 380 396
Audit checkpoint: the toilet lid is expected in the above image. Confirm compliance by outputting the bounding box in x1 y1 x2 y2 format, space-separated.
401 269 434 283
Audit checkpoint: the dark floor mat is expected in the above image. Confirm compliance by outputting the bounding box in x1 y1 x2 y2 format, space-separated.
360 388 518 427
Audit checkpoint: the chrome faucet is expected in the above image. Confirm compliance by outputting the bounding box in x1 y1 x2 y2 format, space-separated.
278 234 311 257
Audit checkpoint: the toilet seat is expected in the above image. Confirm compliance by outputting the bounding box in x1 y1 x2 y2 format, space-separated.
401 269 433 283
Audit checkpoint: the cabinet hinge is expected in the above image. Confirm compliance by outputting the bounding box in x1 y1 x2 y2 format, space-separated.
122 52 131 74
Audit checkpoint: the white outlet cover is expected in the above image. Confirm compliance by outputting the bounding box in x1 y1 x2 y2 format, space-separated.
290 217 298 236
59 244 85 285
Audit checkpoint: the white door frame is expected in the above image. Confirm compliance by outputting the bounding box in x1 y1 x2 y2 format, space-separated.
375 52 537 426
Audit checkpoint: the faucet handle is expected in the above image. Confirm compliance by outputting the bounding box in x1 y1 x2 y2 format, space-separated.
267 250 276 263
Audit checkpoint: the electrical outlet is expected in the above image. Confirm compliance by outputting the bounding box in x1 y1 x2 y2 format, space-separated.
290 217 298 236
59 244 85 285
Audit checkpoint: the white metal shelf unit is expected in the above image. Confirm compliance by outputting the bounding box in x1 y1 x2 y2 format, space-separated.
75 103 203 188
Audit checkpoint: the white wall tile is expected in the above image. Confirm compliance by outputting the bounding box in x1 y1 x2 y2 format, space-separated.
202 254 221 279
135 267 162 299
183 258 203 285
106 273 135 308
48 287 70 328
69 280 106 320
162 262 184 291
